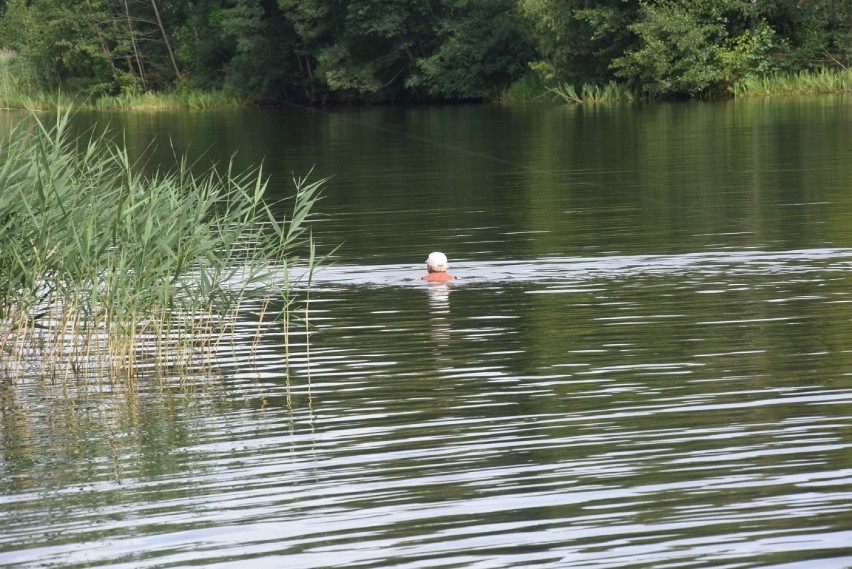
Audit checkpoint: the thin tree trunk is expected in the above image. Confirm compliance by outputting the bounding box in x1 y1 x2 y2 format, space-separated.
124 0 147 89
149 0 182 79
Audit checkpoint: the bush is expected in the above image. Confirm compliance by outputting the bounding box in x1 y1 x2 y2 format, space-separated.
613 1 732 97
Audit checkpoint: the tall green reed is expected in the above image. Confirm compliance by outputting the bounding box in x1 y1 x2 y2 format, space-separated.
732 68 852 97
500 73 549 103
0 110 326 384
93 90 243 110
548 81 638 104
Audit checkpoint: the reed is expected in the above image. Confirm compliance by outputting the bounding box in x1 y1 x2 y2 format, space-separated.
500 73 549 103
93 89 244 110
0 110 326 384
0 89 242 111
0 52 242 111
548 81 638 104
732 68 852 97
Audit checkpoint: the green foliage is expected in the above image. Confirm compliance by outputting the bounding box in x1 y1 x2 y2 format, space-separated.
500 72 549 102
0 0 115 93
0 0 185 95
721 20 794 80
212 0 299 100
275 0 535 102
518 0 851 100
309 0 440 101
610 0 851 98
408 0 533 100
275 0 341 101
758 0 852 71
172 0 232 89
0 49 31 102
519 0 639 86
612 0 751 97
2 0 851 102
0 110 326 382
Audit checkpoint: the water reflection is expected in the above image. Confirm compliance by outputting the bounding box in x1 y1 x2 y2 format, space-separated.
4 98 852 568
425 281 453 348
5 250 852 568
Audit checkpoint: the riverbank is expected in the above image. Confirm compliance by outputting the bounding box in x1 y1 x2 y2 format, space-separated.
0 50 243 111
0 88 245 111
500 68 852 104
731 68 852 97
2 49 850 111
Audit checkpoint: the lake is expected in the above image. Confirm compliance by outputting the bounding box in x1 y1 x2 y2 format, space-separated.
2 97 852 568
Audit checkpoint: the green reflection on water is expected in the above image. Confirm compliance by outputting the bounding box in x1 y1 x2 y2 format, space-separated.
2 96 852 568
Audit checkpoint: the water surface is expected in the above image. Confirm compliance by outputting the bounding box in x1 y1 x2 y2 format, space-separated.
2 97 852 568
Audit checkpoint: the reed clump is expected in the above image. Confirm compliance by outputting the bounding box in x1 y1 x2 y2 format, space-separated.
548 81 638 104
93 89 244 110
500 73 550 103
0 110 325 384
732 68 852 97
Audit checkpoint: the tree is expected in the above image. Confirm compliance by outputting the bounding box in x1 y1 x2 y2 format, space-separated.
755 0 852 70
171 0 230 89
277 0 346 101
519 0 640 86
116 0 184 90
0 0 186 94
612 0 752 97
278 0 532 102
0 0 115 92
208 0 298 99
314 0 441 101
408 0 534 100
2 0 850 102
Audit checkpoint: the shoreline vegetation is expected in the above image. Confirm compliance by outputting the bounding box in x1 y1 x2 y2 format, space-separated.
1 2 850 108
0 110 325 385
0 89 246 112
2 44 849 110
519 69 852 104
2 68 850 111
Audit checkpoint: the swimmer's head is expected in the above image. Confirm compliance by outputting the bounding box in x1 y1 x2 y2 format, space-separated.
425 252 449 273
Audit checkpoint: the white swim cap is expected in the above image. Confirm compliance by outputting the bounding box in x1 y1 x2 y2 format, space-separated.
425 251 449 271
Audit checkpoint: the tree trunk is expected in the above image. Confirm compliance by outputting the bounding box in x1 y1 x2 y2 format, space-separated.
149 0 181 79
124 0 147 89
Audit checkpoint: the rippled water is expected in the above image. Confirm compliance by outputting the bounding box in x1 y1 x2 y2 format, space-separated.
3 98 852 567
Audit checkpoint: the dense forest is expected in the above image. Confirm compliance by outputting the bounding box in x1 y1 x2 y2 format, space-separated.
0 0 850 104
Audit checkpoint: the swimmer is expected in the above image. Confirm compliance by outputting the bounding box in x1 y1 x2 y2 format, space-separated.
423 252 457 281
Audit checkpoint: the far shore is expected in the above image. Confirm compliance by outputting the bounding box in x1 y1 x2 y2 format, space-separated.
2 68 851 112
